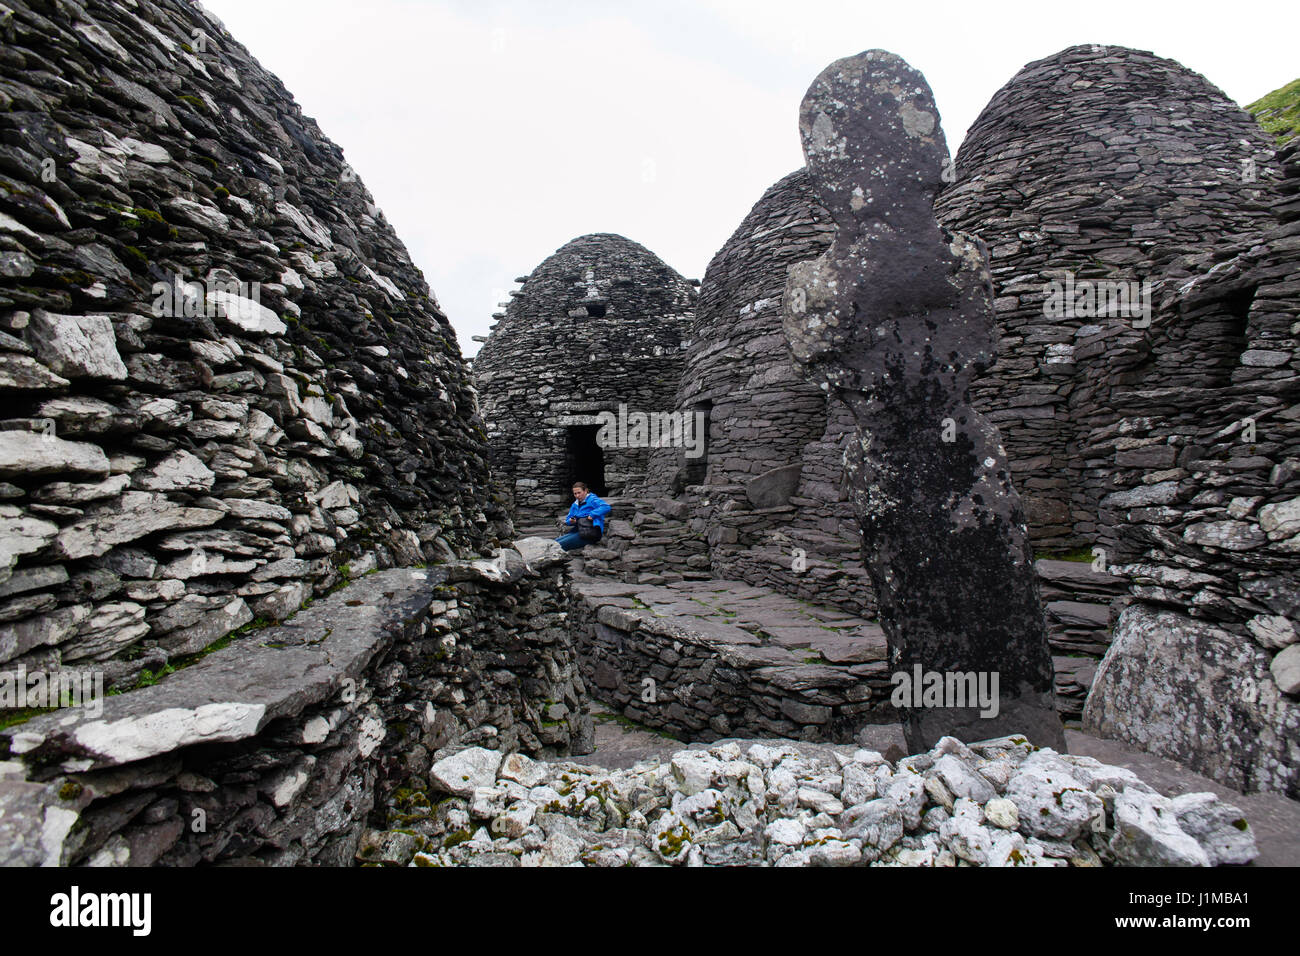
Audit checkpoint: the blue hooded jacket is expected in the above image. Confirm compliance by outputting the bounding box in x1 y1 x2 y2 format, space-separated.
566 492 611 532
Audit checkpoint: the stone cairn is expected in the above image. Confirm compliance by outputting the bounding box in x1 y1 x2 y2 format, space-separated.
781 50 1065 752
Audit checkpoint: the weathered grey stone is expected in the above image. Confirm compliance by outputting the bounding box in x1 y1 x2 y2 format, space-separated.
63 602 149 661
430 748 505 798
1271 645 1300 696
0 354 68 389
136 451 215 493
155 598 252 657
1168 792 1257 866
27 311 127 380
780 50 1064 752
0 431 111 479
746 464 802 509
54 492 224 560
1086 605 1300 794
1109 790 1210 866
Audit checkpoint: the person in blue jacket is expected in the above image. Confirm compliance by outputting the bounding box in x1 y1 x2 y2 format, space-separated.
556 481 611 551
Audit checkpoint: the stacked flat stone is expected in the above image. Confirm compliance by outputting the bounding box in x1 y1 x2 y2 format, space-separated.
0 541 592 866
365 737 1259 868
570 579 893 742
637 170 877 610
935 44 1279 553
1086 135 1300 798
473 234 696 530
0 0 500 690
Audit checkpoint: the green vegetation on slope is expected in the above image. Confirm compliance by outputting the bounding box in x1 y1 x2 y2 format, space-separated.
1248 77 1300 143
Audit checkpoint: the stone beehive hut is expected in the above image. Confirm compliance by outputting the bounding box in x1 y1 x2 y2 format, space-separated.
0 0 500 690
1084 133 1300 798
473 233 696 530
0 0 596 867
636 170 877 612
935 44 1280 553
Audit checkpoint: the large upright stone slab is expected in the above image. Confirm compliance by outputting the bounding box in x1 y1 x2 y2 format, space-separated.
781 50 1065 752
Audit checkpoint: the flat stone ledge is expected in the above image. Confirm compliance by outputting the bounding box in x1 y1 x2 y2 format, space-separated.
2 568 447 769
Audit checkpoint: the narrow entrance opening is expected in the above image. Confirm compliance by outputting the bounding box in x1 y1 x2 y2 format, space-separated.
1214 285 1256 386
671 401 712 495
564 425 607 497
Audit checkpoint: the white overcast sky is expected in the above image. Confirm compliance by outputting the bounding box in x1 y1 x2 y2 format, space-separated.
204 0 1297 357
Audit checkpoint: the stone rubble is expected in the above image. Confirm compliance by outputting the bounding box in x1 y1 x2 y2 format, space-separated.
359 735 1256 867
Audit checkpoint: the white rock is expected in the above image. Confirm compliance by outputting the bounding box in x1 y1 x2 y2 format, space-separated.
797 786 844 816
1259 496 1300 538
984 797 1019 829
932 753 996 803
492 803 535 840
841 799 903 860
165 197 229 231
1269 644 1300 696
764 817 806 847
0 431 110 479
1109 789 1210 866
67 703 267 765
671 751 725 796
497 752 549 788
430 747 503 798
276 201 332 246
1168 793 1257 866
883 773 926 829
808 839 861 866
840 761 877 805
208 290 286 335
27 312 126 380
1005 753 1103 842
138 450 215 493
120 138 171 164
469 786 511 820
939 807 996 865
0 509 60 564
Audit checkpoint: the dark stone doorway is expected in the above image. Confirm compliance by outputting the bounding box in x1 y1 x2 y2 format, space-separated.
564 425 608 496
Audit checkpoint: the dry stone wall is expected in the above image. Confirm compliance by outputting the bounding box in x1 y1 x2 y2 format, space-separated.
1084 136 1300 798
0 0 501 693
0 544 591 866
569 579 893 743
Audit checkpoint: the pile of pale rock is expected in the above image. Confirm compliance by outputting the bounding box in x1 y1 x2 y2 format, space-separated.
361 736 1256 867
